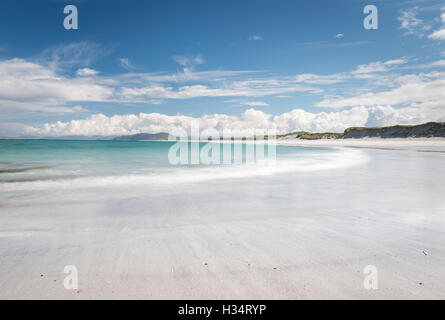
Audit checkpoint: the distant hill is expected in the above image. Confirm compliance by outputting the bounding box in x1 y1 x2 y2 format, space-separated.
277 122 445 140
342 122 445 139
113 132 170 141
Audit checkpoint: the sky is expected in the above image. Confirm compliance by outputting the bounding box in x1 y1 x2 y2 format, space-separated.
0 0 445 137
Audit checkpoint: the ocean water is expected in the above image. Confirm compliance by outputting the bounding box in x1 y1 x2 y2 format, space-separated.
0 139 366 194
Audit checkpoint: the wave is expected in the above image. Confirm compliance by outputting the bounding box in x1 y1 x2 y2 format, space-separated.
0 165 53 174
0 148 368 192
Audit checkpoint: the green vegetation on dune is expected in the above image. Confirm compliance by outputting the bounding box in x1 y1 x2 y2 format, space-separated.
275 122 445 140
344 123 440 133
275 131 342 140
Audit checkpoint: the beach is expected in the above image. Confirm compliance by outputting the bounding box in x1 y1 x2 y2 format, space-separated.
0 139 445 299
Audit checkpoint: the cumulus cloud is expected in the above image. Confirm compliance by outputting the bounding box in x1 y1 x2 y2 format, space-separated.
335 33 344 38
23 103 445 138
316 72 445 111
23 109 361 137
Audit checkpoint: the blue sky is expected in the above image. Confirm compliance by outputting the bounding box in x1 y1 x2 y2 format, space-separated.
0 0 445 136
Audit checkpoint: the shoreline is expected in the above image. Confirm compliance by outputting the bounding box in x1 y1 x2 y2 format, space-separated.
276 138 445 152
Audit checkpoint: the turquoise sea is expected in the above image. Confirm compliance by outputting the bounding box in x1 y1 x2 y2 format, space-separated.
0 139 354 189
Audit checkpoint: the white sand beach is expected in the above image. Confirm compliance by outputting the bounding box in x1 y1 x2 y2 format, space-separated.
278 137 445 150
1 139 445 299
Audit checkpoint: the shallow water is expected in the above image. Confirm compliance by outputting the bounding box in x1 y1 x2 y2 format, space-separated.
0 140 364 194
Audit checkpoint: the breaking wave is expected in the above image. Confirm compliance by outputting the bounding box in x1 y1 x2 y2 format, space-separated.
0 148 368 192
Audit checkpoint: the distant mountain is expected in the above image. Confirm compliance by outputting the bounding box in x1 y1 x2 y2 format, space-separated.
277 122 445 140
113 132 170 141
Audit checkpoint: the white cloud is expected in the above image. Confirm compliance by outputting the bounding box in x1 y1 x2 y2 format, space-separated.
71 105 90 112
427 8 445 40
352 59 407 75
398 6 431 37
431 60 445 67
248 35 263 41
353 62 387 74
295 73 349 84
0 55 322 119
24 103 444 138
172 54 204 67
76 68 99 76
384 59 407 66
117 69 256 84
428 28 445 40
272 108 368 133
240 101 269 107
0 58 113 116
316 72 445 110
119 80 319 100
399 59 445 70
335 33 344 38
40 42 106 71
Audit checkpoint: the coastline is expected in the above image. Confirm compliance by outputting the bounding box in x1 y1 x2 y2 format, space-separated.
276 137 445 152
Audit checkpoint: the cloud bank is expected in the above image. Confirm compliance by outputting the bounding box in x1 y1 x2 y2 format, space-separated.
22 104 444 137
